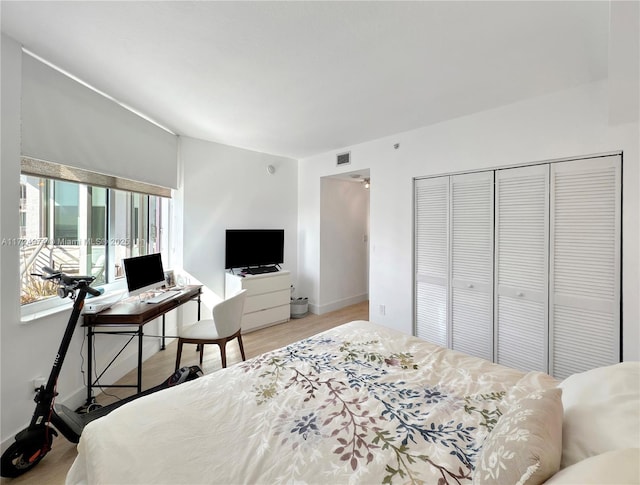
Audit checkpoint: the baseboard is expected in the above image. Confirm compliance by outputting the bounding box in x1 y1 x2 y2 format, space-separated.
314 293 368 315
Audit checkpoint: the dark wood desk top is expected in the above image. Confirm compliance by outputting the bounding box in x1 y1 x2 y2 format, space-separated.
83 285 202 327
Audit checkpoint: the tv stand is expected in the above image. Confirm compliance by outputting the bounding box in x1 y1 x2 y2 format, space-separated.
226 271 291 332
242 266 279 275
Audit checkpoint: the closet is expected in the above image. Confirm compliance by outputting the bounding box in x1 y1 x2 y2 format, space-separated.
414 154 621 379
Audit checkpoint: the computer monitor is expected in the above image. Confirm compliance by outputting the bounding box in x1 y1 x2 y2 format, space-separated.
123 253 166 297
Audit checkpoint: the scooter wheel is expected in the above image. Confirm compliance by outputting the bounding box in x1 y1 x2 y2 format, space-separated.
0 435 52 478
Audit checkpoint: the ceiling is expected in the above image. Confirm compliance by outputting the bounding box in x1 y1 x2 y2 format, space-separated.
1 1 609 160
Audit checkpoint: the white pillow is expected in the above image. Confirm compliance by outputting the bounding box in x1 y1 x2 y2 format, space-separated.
559 361 640 468
544 448 640 484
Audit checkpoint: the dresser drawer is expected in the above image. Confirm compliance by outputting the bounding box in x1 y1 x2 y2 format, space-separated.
245 289 290 313
240 273 290 295
242 304 290 332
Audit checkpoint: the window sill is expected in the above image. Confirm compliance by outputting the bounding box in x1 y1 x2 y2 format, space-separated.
20 281 127 324
20 299 74 323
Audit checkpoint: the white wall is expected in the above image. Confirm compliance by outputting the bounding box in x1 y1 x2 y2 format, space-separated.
1 33 25 446
179 136 298 305
318 177 369 313
299 80 640 362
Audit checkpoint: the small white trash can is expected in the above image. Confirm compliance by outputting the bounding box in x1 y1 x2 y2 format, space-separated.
290 298 309 318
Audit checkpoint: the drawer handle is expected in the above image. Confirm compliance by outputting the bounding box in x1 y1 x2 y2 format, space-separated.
467 283 474 289
516 291 524 297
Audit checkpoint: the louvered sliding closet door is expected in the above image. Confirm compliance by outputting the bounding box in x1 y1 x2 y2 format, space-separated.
450 172 494 361
414 176 449 347
550 156 621 380
495 165 549 372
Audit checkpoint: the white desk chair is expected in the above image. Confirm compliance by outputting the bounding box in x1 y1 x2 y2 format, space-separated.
175 289 247 371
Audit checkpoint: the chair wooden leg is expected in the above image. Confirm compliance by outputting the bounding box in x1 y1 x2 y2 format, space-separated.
199 344 204 365
175 339 184 371
237 334 246 361
219 342 227 368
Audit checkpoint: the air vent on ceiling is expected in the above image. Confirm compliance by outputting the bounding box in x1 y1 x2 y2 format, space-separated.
336 151 351 166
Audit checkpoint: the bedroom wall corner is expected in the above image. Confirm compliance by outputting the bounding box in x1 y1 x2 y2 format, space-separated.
1 33 25 450
609 120 640 362
179 136 298 302
606 0 640 361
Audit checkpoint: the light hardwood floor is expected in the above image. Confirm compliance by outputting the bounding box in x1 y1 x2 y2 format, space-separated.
2 301 368 484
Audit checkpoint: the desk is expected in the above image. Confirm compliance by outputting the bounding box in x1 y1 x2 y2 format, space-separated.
82 285 202 404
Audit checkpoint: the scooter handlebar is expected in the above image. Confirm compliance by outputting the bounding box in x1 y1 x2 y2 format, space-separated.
86 286 102 297
37 266 100 297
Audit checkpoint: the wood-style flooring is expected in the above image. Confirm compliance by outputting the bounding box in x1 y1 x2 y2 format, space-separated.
1 301 368 484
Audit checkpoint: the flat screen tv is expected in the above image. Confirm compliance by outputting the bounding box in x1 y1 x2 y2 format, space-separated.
225 229 284 271
123 253 166 296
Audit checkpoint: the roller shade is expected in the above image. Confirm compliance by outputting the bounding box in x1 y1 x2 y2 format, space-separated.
21 53 178 190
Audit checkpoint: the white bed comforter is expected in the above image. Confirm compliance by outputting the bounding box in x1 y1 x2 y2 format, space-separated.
67 320 554 484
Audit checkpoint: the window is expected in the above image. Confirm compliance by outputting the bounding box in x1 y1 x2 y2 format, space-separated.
19 183 27 237
19 174 171 306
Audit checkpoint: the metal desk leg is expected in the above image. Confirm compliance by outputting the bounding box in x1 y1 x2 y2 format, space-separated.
161 315 166 350
195 293 202 353
137 327 143 394
87 327 93 405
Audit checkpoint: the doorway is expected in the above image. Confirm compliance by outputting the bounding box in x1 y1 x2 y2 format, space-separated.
318 169 370 314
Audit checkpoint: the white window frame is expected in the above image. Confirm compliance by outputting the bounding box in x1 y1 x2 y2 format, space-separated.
19 158 172 322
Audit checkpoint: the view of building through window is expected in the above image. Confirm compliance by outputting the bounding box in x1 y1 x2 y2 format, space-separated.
19 174 170 305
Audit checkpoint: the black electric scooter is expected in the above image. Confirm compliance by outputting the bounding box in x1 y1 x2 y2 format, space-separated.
1 267 202 478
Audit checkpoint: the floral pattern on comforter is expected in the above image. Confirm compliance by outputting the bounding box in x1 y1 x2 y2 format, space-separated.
238 322 525 484
68 321 553 485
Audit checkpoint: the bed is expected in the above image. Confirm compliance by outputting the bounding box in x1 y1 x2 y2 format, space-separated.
66 320 639 485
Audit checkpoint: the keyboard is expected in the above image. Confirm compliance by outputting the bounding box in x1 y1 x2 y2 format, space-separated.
146 290 180 304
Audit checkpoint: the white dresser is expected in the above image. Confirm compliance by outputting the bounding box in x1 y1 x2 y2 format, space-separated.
225 271 291 332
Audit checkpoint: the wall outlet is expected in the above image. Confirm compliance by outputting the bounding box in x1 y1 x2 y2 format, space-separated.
379 304 386 316
33 377 47 390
